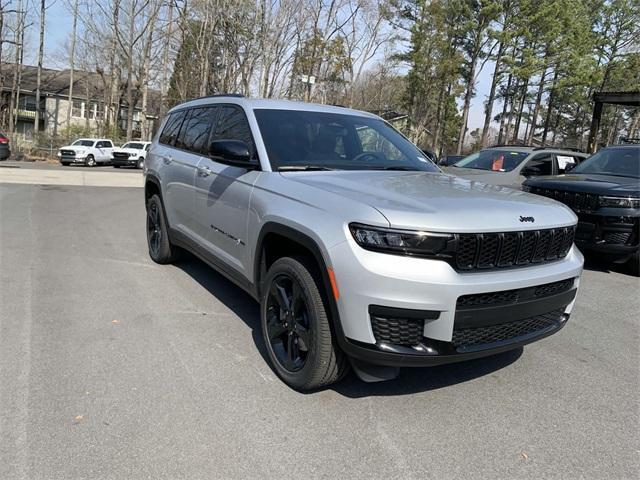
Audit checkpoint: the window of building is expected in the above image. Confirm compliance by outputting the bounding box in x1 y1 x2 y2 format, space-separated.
72 100 84 118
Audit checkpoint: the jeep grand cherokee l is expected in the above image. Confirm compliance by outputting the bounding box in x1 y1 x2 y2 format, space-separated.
524 144 639 274
144 96 584 390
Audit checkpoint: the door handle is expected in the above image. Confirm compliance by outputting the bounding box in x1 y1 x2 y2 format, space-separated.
163 156 173 165
198 166 212 177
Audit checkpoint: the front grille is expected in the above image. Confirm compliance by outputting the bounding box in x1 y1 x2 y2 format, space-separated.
604 232 631 245
455 227 575 271
60 149 75 156
452 310 564 350
371 316 423 346
113 152 130 159
531 188 599 211
457 278 575 309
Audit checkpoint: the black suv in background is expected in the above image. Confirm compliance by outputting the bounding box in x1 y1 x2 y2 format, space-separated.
524 145 639 274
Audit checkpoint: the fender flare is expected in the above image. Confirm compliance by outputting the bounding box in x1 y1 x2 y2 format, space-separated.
254 222 346 339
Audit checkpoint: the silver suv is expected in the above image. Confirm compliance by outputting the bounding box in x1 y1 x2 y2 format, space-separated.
444 146 588 189
144 96 584 390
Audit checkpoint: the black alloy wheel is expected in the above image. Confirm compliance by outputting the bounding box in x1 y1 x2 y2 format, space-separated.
147 200 162 258
265 274 311 372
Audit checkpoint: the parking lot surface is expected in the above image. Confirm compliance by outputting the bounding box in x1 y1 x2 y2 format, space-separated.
0 178 638 479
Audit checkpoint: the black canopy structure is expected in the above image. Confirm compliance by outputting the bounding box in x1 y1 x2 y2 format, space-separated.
587 91 640 153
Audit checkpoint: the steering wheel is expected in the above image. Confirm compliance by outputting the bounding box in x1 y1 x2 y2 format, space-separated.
352 151 386 163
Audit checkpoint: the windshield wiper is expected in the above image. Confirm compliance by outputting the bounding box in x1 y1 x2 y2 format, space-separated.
278 165 336 171
380 166 416 171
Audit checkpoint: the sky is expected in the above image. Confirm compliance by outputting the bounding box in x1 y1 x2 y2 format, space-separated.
37 3 492 132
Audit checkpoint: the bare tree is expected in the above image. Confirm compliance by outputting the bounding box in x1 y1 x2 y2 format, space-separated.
34 0 46 134
65 0 79 131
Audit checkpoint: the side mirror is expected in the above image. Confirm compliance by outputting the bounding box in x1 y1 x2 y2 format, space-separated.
209 139 257 169
438 157 449 166
521 166 540 177
564 162 576 173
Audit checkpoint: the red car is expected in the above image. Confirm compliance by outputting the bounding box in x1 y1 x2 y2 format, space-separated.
0 133 10 160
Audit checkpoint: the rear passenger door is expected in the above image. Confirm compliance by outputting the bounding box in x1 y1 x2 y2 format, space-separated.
156 108 200 235
194 104 260 279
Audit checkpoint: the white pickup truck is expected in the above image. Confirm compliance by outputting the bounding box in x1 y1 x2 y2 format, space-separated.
112 141 151 169
58 138 115 166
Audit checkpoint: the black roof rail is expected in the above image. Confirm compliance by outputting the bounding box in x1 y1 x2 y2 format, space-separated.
533 146 584 152
190 93 245 101
491 144 535 148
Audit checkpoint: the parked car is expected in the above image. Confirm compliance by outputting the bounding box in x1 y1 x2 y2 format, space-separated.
112 141 150 169
0 133 11 160
58 138 115 166
144 96 583 390
444 146 588 188
524 144 639 274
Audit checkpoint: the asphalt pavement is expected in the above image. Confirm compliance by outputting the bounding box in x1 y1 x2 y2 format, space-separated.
0 172 638 479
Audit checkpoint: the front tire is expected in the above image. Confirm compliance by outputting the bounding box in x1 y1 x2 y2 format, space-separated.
137 157 144 169
85 155 96 167
146 194 179 264
261 256 348 390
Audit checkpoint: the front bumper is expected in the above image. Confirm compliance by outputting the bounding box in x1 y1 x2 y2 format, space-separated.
112 157 139 166
59 155 86 163
329 236 583 366
574 210 639 259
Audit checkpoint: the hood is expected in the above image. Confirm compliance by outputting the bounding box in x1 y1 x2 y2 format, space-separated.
114 148 141 155
525 173 640 196
443 166 518 186
282 171 577 232
59 145 87 152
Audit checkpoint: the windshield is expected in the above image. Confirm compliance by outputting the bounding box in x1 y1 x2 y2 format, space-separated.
123 142 144 149
453 149 529 172
72 139 94 147
253 109 439 172
572 147 639 178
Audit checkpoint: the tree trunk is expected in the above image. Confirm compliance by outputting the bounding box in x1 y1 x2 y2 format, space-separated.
160 0 174 116
66 0 79 133
481 40 504 148
9 0 24 133
125 1 135 141
497 72 513 144
34 0 46 135
541 66 559 145
456 57 478 154
526 48 550 145
511 77 529 143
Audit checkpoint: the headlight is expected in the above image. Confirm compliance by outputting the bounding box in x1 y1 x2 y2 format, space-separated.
129 152 137 157
599 196 640 209
349 223 454 257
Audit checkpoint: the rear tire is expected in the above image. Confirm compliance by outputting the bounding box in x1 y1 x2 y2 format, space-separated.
146 194 179 264
261 256 348 390
61 162 69 166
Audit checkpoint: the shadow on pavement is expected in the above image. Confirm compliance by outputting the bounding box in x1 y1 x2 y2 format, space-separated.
582 254 636 276
175 250 524 397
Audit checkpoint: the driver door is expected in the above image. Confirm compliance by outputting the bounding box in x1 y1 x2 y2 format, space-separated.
194 104 259 279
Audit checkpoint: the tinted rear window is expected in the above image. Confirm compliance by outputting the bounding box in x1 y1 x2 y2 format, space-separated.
159 111 187 146
175 107 218 154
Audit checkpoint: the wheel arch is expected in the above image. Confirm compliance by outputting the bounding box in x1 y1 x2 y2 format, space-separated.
144 174 162 201
254 222 344 338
